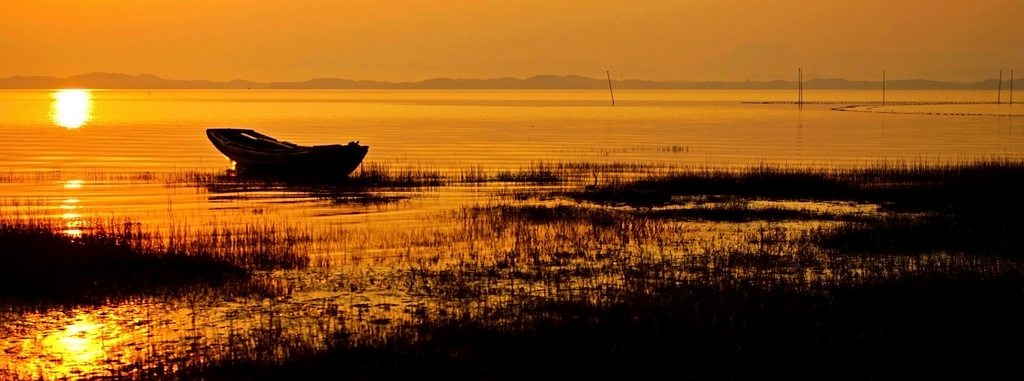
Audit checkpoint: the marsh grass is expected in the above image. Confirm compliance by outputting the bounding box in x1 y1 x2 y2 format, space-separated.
0 161 671 195
174 225 1024 380
0 169 168 184
0 215 309 307
164 159 1024 379
641 201 865 223
562 158 1024 256
7 159 1024 379
0 218 238 306
564 158 1024 206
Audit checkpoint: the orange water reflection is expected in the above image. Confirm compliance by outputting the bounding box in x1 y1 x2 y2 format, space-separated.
41 316 107 373
63 179 83 189
61 181 86 236
2 305 173 380
50 89 93 129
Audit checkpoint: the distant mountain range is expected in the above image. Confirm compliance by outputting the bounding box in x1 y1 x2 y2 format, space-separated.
0 72 1013 90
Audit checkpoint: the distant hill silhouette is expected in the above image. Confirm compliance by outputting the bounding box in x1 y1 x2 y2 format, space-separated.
0 72 1012 90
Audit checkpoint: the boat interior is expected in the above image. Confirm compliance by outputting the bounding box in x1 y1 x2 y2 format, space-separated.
221 129 299 150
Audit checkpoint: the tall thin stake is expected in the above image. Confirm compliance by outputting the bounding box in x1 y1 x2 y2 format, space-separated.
1011 70 1014 105
998 70 1003 104
798 68 803 105
882 70 886 106
606 71 615 106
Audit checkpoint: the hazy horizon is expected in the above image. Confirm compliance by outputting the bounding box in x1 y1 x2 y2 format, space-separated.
1 71 1018 91
2 71 1020 84
3 1 1021 83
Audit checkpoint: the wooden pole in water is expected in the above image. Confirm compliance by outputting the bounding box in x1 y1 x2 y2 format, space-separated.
798 68 803 105
1011 70 1014 105
882 70 886 106
998 70 1003 104
606 71 615 106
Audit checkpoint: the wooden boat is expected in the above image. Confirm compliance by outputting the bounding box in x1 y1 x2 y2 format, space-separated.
206 128 368 176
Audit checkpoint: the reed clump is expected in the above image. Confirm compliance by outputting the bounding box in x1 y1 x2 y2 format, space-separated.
349 161 446 187
0 216 308 307
0 218 237 306
565 158 1024 208
563 159 1024 257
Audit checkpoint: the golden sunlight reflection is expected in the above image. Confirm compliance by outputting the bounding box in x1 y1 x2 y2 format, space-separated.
60 198 79 210
50 89 93 129
42 316 106 374
63 227 84 237
63 179 83 189
3 304 181 380
61 185 84 237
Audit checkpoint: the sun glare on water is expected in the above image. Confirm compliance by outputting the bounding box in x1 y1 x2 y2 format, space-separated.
50 89 93 129
43 317 106 366
61 181 86 236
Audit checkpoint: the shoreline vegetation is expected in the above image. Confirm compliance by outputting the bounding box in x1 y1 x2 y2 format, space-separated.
3 159 1024 379
0 217 303 307
0 72 1017 90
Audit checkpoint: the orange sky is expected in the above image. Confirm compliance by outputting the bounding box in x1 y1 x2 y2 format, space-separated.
2 0 1021 82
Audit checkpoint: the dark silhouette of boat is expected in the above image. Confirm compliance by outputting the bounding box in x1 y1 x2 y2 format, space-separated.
206 128 368 176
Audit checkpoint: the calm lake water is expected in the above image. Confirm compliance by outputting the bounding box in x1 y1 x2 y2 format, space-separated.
0 89 1021 172
2 89 1022 228
1 89 1023 379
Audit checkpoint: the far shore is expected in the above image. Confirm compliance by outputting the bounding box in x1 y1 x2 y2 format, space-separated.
0 72 1017 91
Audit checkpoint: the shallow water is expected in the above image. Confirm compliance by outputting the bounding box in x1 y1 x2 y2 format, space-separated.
2 89 1023 378
2 89 1021 230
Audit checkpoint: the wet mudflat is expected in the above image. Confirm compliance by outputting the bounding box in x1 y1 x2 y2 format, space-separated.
3 159 1024 380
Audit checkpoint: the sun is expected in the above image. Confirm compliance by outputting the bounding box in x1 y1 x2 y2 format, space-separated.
51 89 93 129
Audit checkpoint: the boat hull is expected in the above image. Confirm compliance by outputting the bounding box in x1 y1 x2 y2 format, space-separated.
206 128 368 176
